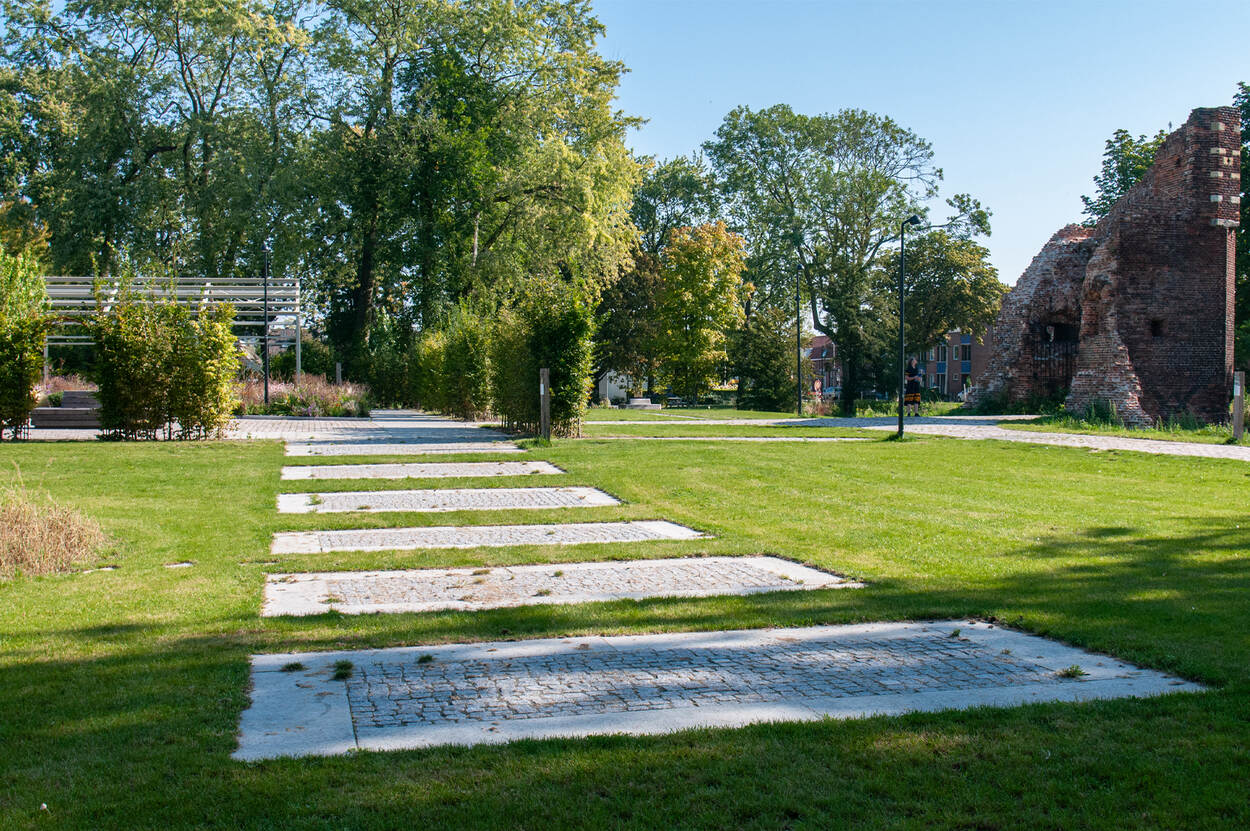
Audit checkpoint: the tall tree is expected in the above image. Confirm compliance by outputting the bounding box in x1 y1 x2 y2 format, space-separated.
311 0 638 370
654 221 745 401
594 252 663 396
705 104 988 413
1080 128 1167 224
631 154 716 256
877 230 1005 354
730 301 805 412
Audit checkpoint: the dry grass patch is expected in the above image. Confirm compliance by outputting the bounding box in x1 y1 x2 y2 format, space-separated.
0 478 106 579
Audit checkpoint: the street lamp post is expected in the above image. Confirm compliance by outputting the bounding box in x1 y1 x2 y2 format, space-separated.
796 263 803 416
897 215 923 438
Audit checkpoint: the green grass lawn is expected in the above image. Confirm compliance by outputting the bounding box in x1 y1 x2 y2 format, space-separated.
582 406 801 421
1001 413 1247 445
2 436 1250 828
581 422 877 438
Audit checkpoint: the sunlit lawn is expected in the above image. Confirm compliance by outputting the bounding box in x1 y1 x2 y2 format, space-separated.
1 434 1248 828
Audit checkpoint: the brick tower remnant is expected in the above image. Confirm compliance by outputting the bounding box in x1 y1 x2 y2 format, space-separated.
973 107 1241 425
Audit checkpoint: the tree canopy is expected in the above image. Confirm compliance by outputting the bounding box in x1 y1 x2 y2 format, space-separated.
1080 128 1167 224
704 104 990 413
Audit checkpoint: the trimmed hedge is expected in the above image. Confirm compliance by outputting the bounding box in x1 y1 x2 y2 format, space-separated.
89 281 239 439
489 282 594 436
0 249 49 439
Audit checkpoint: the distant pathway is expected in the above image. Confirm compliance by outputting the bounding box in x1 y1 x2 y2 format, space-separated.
584 414 1250 462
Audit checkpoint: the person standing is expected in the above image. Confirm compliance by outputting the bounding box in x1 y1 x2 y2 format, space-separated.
905 357 923 416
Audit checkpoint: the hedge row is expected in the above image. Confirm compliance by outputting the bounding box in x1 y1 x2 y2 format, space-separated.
0 249 49 439
366 286 595 436
89 284 239 439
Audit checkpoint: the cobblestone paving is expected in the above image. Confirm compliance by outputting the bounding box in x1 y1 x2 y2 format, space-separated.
280 461 564 480
285 441 524 457
271 519 706 554
277 486 618 514
234 621 1204 758
346 631 1053 728
262 556 857 616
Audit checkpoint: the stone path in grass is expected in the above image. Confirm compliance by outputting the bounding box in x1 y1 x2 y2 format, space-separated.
285 441 524 456
271 520 705 554
281 461 563 480
261 556 859 616
277 486 619 514
234 620 1202 759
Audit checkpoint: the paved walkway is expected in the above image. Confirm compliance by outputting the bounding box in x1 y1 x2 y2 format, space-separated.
586 414 1250 462
280 461 563 480
271 520 706 554
261 556 858 616
234 620 1201 759
276 486 619 514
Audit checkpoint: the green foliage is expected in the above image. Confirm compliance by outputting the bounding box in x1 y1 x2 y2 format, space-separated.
2 0 637 366
490 282 596 436
595 252 663 396
410 330 447 413
363 313 413 408
705 104 988 413
168 304 240 439
878 230 1006 353
1080 128 1167 224
731 304 802 412
270 336 335 381
655 222 746 401
632 155 717 256
0 247 49 438
440 306 492 420
88 276 239 439
89 286 179 440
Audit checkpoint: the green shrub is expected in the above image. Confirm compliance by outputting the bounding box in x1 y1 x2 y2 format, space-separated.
731 306 803 412
440 306 492 419
490 282 594 436
270 335 335 380
410 330 447 412
365 313 413 407
89 284 177 439
89 276 239 439
169 303 240 438
0 248 50 439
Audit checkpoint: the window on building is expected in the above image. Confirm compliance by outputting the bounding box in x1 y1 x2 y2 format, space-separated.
960 344 971 361
936 344 948 362
935 373 946 391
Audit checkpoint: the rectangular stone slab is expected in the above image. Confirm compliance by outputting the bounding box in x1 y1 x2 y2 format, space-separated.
276 486 619 514
234 620 1204 760
280 461 565 480
261 555 861 616
271 520 705 555
285 441 524 457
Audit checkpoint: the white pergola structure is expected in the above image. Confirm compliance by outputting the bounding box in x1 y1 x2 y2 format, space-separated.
42 273 303 382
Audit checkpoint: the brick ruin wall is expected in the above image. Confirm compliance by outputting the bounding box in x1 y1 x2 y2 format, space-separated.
973 106 1241 425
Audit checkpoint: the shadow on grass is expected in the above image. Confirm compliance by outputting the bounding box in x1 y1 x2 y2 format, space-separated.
6 518 1250 827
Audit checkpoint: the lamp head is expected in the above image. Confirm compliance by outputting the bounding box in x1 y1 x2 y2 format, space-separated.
903 215 923 228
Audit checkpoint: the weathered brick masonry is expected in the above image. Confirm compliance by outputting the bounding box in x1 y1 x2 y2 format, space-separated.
973 107 1241 425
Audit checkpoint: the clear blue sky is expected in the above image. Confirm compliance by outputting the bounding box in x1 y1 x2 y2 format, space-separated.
593 0 1249 285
